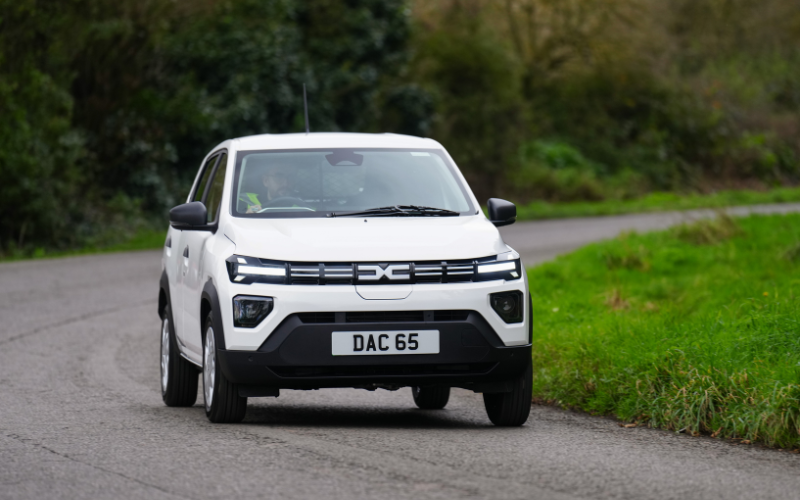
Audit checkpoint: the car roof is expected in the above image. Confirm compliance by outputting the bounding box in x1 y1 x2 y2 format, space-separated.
232 132 441 151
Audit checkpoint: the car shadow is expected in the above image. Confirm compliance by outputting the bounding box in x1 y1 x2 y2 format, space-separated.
241 403 492 430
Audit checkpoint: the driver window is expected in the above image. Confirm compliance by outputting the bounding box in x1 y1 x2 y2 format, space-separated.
192 155 219 202
204 153 228 222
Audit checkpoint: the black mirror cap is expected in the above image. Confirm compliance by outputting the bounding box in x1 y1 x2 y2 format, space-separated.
487 198 516 227
169 202 209 230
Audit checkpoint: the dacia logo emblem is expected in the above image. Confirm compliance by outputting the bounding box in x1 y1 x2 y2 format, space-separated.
357 263 410 281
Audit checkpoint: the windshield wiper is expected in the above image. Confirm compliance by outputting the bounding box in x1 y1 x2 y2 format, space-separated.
405 205 461 216
328 205 460 218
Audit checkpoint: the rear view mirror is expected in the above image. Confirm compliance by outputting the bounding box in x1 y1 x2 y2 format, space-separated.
169 202 211 230
487 198 516 227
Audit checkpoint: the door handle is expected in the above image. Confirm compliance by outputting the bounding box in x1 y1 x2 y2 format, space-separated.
183 246 189 258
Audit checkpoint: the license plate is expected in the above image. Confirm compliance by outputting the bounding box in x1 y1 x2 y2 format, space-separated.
331 330 439 356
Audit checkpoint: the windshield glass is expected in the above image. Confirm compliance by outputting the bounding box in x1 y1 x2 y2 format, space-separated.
230 148 475 218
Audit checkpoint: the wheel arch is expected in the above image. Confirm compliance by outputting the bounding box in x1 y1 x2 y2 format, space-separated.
159 270 170 320
201 279 227 351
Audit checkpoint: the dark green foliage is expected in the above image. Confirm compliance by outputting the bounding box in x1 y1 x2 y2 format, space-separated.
0 0 86 250
415 0 800 204
536 69 730 189
0 0 421 255
514 141 611 202
413 9 525 197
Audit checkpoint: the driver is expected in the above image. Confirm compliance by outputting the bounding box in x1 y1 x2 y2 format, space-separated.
244 164 294 213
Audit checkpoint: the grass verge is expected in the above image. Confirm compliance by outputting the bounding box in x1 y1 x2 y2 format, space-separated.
517 187 800 220
528 213 800 447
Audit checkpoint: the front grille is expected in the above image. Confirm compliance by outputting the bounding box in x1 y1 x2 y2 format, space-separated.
228 254 522 286
285 259 476 285
297 310 473 324
290 264 354 284
270 363 496 378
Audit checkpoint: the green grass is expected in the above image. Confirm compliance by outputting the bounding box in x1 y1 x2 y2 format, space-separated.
528 213 800 447
0 228 167 263
516 187 800 220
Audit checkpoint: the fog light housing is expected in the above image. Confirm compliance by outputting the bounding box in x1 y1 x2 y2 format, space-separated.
490 291 524 323
233 295 274 328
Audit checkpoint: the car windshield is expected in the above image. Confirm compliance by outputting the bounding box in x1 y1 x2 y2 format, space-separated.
230 148 475 218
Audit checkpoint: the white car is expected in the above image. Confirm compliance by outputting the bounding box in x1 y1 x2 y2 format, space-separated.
158 132 531 426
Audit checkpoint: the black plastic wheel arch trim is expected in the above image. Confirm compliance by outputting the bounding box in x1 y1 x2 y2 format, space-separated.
201 280 227 351
159 270 171 320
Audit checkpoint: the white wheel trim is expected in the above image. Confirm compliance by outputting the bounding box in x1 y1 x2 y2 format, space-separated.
203 326 216 411
160 317 170 394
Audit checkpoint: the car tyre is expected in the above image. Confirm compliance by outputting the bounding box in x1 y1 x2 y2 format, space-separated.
412 386 450 410
483 361 532 426
161 305 199 407
202 312 247 423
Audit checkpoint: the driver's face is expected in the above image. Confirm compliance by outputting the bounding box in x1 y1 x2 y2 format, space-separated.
262 168 290 200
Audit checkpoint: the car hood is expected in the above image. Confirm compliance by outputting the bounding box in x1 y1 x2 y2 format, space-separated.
221 215 508 262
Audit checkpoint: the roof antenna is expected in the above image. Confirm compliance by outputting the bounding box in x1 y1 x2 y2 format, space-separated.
303 83 310 134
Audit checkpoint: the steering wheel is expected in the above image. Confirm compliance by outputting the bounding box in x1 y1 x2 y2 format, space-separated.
257 197 314 212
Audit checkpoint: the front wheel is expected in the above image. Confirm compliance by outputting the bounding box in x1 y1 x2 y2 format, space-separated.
483 361 532 426
202 313 247 423
412 386 450 410
161 305 198 407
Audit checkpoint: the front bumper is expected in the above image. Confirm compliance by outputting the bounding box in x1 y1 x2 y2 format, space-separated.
219 279 530 350
217 310 531 392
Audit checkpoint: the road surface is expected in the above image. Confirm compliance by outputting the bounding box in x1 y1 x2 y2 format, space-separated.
2 204 800 500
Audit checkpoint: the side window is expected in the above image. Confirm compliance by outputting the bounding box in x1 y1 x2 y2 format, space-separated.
204 153 228 222
191 155 219 202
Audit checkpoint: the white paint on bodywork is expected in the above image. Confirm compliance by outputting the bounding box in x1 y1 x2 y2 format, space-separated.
226 215 504 262
356 285 413 300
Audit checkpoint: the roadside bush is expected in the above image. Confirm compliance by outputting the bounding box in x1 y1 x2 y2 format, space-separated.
511 140 650 202
521 141 604 174
535 68 730 189
515 163 606 202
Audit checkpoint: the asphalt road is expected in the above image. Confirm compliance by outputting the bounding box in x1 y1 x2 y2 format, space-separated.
2 204 800 500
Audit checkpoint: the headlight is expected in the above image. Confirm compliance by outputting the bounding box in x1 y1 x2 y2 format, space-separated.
474 250 521 282
233 295 274 327
226 255 287 284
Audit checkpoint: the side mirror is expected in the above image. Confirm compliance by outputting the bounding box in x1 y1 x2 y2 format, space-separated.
487 198 516 227
169 202 210 230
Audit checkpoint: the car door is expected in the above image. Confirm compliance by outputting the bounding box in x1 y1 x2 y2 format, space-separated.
182 151 228 358
174 153 219 352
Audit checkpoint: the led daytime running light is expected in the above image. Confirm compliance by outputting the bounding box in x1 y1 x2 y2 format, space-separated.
237 265 285 277
477 261 516 274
